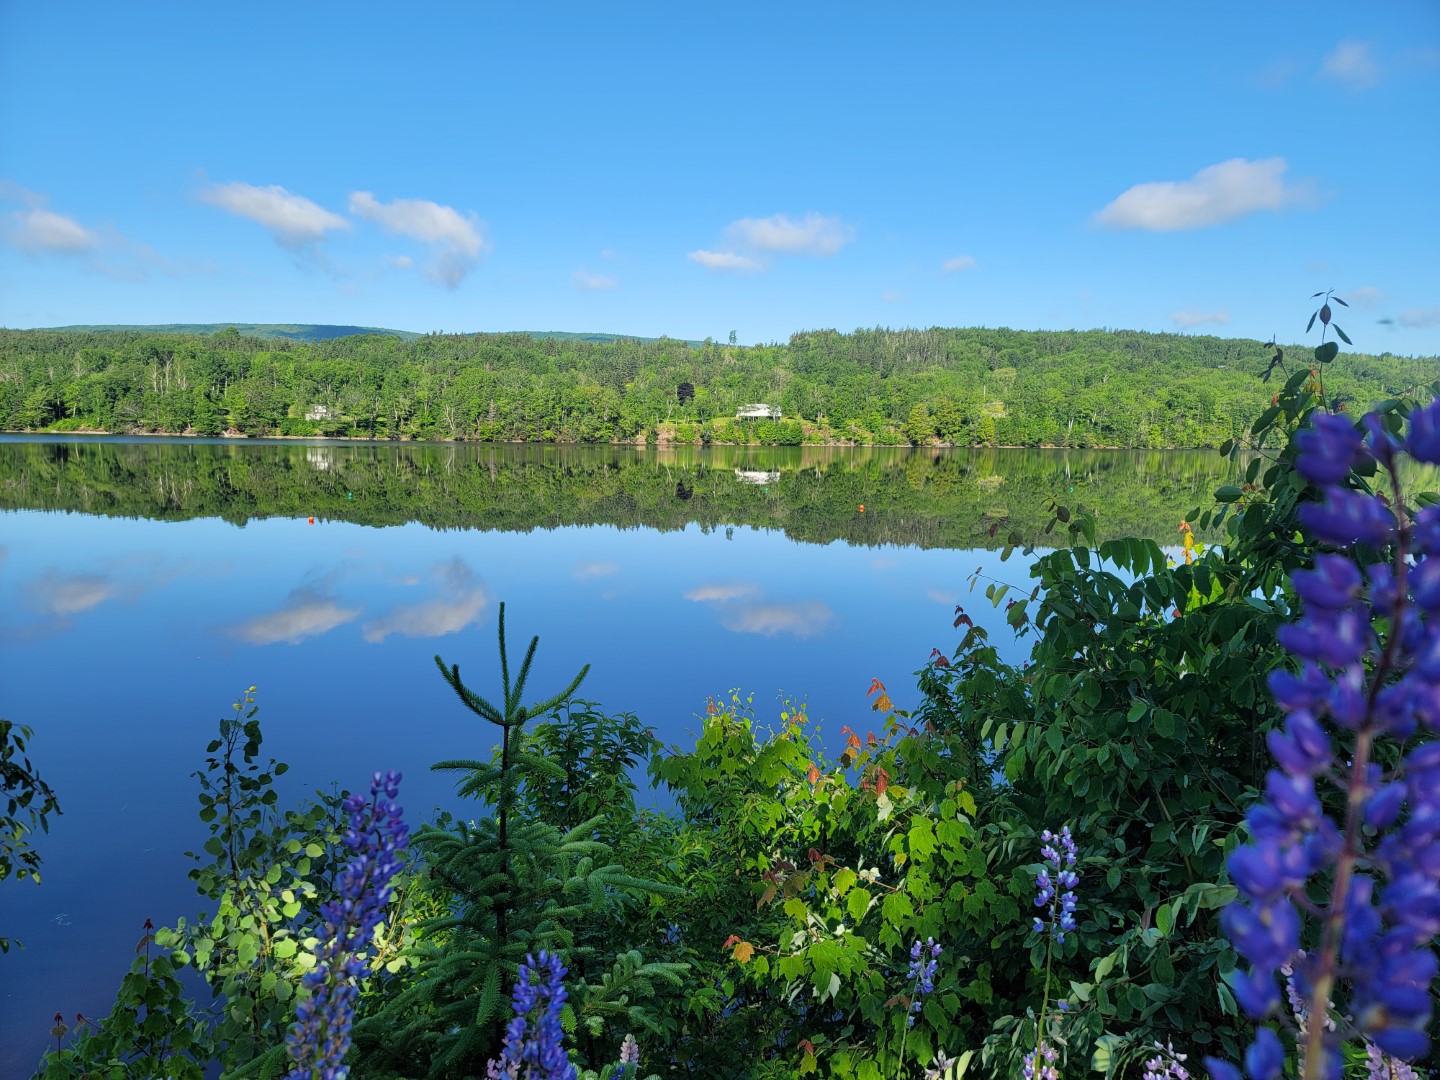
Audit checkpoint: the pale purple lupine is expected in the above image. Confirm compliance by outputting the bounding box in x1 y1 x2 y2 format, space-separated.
1022 1042 1059 1080
1144 1040 1191 1080
1364 1040 1420 1080
614 1033 639 1079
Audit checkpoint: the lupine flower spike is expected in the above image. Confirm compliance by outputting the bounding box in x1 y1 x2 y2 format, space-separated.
907 937 942 1025
486 950 578 1080
1028 826 1079 1080
1033 826 1079 943
1022 1042 1059 1080
615 1033 640 1079
285 770 408 1080
1144 1040 1191 1080
897 937 942 1073
1206 398 1440 1080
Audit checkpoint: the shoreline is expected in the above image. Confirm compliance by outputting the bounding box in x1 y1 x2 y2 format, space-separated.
0 428 1223 452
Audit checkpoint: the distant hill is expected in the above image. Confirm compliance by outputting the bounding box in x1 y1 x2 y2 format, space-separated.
46 323 421 342
40 324 704 346
514 330 705 346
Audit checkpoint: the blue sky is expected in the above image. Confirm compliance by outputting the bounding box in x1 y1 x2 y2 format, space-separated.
1 1 1437 352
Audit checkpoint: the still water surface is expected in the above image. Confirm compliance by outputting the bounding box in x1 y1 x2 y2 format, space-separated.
0 437 1240 1075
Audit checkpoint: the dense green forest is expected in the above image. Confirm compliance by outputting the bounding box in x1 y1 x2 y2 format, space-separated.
2 325 1432 448
0 439 1243 546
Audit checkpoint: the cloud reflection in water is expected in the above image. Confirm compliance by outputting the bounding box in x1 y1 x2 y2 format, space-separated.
362 557 489 643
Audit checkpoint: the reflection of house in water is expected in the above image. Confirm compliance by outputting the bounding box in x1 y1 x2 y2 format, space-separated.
306 447 334 471
734 469 781 485
735 404 782 420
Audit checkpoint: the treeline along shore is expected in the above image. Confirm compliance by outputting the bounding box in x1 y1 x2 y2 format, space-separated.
0 438 1246 547
1 324 1432 448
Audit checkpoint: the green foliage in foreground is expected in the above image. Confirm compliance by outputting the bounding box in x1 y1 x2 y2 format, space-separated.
27 334 1440 1078
2 322 1433 448
1 719 61 953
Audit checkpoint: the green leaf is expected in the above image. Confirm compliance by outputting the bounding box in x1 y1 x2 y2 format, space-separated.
881 890 914 928
1250 406 1279 435
846 888 872 922
1093 951 1118 982
1090 1034 1126 1077
1314 341 1339 365
1214 485 1243 503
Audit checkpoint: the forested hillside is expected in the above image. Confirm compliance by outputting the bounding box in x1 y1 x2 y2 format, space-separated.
1 324 1431 447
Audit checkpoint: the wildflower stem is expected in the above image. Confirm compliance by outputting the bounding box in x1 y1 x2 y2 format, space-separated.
1035 933 1054 1079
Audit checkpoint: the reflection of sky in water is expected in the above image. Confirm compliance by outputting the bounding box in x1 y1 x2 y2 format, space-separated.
0 509 1032 1073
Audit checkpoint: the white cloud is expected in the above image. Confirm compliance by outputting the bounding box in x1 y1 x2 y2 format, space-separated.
881 289 906 304
348 191 488 289
1170 309 1231 328
572 268 618 291
9 207 99 255
1348 285 1385 309
719 601 834 639
229 589 359 645
1094 158 1316 231
1398 307 1440 329
725 212 854 257
941 255 978 273
389 254 414 269
927 587 960 605
201 181 349 248
1320 40 1381 91
687 249 765 273
362 558 488 642
573 560 619 580
685 582 759 603
2 182 209 279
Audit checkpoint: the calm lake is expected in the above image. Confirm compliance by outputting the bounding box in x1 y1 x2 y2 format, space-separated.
0 436 1241 1076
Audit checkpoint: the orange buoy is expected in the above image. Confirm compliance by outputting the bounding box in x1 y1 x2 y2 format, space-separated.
858 504 865 513
307 516 315 525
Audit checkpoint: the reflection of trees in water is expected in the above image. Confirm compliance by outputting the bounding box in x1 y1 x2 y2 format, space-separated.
0 439 1248 549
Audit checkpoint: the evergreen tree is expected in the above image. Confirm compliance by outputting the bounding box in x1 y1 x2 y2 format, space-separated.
362 605 682 1077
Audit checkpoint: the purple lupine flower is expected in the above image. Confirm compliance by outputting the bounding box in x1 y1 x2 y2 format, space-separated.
1021 1042 1059 1080
1405 398 1440 464
1143 1040 1191 1080
1364 1039 1421 1080
285 770 408 1080
1205 406 1440 1080
1032 826 1079 943
905 937 942 1026
487 951 577 1080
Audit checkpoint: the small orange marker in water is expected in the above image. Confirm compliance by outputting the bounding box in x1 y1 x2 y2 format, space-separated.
858 504 865 513
307 516 315 525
